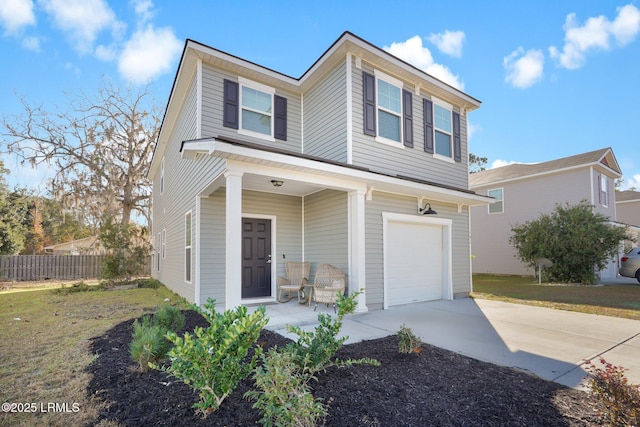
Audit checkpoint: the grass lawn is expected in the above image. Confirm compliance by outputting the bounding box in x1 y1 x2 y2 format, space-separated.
0 281 189 427
472 274 640 321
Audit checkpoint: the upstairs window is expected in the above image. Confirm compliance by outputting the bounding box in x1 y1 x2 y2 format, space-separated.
434 103 452 157
223 78 287 141
488 188 504 214
600 175 609 207
377 77 402 142
362 71 413 148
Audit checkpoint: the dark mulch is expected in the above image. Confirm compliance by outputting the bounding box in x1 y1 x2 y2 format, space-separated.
86 310 601 426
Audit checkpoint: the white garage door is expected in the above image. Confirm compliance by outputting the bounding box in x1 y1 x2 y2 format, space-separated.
386 219 445 307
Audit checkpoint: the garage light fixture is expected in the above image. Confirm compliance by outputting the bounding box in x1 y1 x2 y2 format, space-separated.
271 180 284 187
418 202 437 215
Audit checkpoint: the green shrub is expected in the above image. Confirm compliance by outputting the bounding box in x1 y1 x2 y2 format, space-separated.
153 305 185 332
246 348 327 427
129 306 185 372
397 324 422 354
52 281 105 294
246 291 378 426
585 358 640 426
161 299 268 417
130 316 172 372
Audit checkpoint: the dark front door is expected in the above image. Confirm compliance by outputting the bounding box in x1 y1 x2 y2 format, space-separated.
242 218 272 298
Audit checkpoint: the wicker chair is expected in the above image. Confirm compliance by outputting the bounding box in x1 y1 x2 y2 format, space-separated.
277 261 310 303
312 264 346 312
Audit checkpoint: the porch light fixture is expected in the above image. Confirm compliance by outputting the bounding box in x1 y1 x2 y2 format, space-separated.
419 203 437 215
271 180 284 187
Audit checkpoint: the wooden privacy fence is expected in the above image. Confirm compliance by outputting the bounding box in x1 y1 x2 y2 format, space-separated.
0 255 152 282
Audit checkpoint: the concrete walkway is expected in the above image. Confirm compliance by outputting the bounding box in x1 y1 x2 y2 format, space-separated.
262 298 640 389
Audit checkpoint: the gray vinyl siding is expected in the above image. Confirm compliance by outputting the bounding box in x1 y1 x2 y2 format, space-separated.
152 71 227 302
303 190 349 287
350 61 469 189
617 201 640 227
365 192 471 309
303 61 348 162
470 168 593 276
198 189 303 306
201 63 302 152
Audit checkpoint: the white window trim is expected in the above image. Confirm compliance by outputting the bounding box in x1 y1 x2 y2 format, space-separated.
157 232 161 271
488 188 504 214
160 157 165 194
431 96 454 159
238 77 276 142
601 175 609 207
185 210 192 284
374 69 404 147
161 229 166 259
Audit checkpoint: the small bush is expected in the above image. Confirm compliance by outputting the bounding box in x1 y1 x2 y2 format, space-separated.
246 291 378 426
246 348 327 427
135 278 162 288
153 305 185 332
130 316 172 372
161 299 269 416
397 324 422 354
129 306 185 372
585 357 640 426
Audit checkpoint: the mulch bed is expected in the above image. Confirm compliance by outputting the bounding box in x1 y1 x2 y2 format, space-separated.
86 310 602 426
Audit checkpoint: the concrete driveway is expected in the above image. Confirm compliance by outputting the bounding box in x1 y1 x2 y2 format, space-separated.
264 298 640 389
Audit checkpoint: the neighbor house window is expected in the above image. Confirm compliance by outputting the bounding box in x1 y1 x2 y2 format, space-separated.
488 188 504 214
185 211 192 283
600 175 609 207
223 78 287 141
433 99 453 158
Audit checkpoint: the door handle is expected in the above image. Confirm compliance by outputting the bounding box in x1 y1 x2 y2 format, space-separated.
266 254 272 264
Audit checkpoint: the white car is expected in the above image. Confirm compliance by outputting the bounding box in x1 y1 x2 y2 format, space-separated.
619 247 640 283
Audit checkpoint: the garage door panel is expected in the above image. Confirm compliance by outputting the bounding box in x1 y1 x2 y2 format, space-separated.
387 221 443 306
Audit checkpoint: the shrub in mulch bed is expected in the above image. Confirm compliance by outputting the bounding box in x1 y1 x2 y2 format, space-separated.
86 310 600 426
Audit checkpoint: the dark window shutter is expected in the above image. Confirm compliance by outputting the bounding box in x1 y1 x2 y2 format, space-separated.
274 95 287 141
423 99 434 153
453 111 461 162
363 72 376 136
223 79 239 129
598 174 602 204
403 89 413 148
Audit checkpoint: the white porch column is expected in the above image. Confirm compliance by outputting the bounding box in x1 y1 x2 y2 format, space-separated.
349 189 368 313
225 170 243 310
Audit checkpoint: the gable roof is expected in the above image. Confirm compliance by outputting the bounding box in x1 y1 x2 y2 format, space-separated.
616 190 640 203
469 147 622 188
149 31 482 178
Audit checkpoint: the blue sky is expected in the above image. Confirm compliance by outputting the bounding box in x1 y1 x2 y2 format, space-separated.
1 0 639 191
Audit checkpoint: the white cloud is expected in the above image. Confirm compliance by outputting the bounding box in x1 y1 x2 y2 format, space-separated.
467 121 480 142
21 35 40 51
428 30 465 58
118 25 181 84
491 159 518 169
623 173 640 190
132 0 154 24
549 4 640 69
504 47 544 89
384 35 465 90
39 0 125 54
95 43 117 61
0 0 35 35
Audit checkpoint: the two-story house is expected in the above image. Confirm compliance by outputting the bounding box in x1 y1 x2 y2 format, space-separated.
148 32 492 312
469 148 624 278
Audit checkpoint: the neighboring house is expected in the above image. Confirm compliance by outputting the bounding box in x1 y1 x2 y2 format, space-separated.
616 190 640 249
148 31 492 312
44 236 103 255
469 147 626 278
